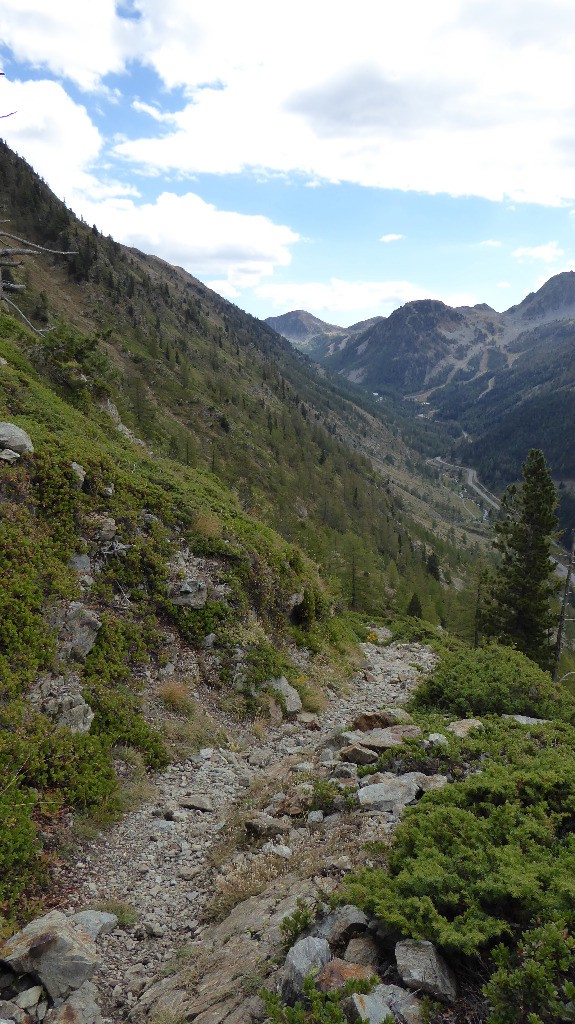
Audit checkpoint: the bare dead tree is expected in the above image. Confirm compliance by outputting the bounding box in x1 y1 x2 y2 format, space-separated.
0 226 76 333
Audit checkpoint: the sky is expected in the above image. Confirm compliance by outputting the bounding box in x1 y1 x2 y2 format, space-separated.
3 1 575 327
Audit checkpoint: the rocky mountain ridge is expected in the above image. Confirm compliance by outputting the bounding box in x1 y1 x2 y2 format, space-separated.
270 272 575 488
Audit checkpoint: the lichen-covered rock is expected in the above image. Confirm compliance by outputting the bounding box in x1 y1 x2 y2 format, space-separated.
281 936 331 1004
0 423 34 454
395 939 456 1003
0 911 100 1001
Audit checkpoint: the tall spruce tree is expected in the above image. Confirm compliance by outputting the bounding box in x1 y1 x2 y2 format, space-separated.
483 449 559 670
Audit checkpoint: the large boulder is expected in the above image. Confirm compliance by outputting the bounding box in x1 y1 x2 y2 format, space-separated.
0 423 34 455
358 774 423 812
447 719 484 738
281 936 331 1004
0 911 100 1000
269 677 302 716
357 726 422 751
395 940 456 1003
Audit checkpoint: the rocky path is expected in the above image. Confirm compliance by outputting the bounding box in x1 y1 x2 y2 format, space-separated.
50 633 438 1022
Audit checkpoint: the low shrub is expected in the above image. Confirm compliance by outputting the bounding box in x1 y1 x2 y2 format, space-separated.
484 921 575 1024
412 643 573 720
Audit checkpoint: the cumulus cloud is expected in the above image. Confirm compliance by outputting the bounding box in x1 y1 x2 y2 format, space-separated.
76 190 299 289
380 234 403 243
512 241 564 262
4 1 575 204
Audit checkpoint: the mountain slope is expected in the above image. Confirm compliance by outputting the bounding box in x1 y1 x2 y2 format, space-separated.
265 309 382 358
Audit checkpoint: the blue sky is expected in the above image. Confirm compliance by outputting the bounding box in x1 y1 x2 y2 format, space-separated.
2 0 575 326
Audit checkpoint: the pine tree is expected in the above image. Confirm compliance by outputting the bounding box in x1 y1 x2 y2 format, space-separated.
483 449 559 670
406 591 423 618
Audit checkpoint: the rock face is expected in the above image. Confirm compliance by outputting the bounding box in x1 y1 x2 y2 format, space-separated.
47 603 102 662
0 422 34 454
0 910 100 1000
269 677 303 716
356 726 422 751
30 675 95 734
281 936 331 1004
395 940 457 1003
70 912 118 941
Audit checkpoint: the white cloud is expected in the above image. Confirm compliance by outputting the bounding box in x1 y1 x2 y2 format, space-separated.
480 239 502 247
0 78 104 203
0 0 140 90
4 2 575 204
512 241 564 262
254 279 476 320
380 234 403 243
497 281 511 287
75 190 299 289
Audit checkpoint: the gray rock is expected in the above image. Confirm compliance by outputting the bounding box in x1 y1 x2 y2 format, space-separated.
447 719 484 738
348 985 422 1024
14 987 43 1010
179 795 213 812
70 463 86 487
0 1000 29 1024
417 774 448 793
0 910 99 1000
269 677 302 716
0 449 19 463
0 423 33 455
69 554 91 575
314 906 368 945
395 939 456 1003
282 936 331 1004
307 810 324 826
50 602 101 661
358 774 423 812
262 842 292 859
53 693 94 735
357 726 422 751
340 744 378 765
245 812 291 839
344 987 394 1024
343 936 380 970
71 911 118 940
96 518 116 542
168 579 208 608
45 981 102 1024
426 733 449 747
502 714 550 726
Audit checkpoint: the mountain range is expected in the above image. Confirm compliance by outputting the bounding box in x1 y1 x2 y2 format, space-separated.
267 276 575 493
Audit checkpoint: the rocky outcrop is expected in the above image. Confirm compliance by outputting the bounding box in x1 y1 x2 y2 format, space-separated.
30 675 94 734
269 677 303 716
0 911 100 1001
281 937 331 1004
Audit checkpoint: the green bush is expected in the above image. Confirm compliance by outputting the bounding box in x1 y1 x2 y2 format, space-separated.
485 922 575 1024
412 643 572 720
341 721 575 957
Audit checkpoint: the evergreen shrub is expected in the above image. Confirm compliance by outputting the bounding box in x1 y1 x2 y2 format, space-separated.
412 643 573 720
